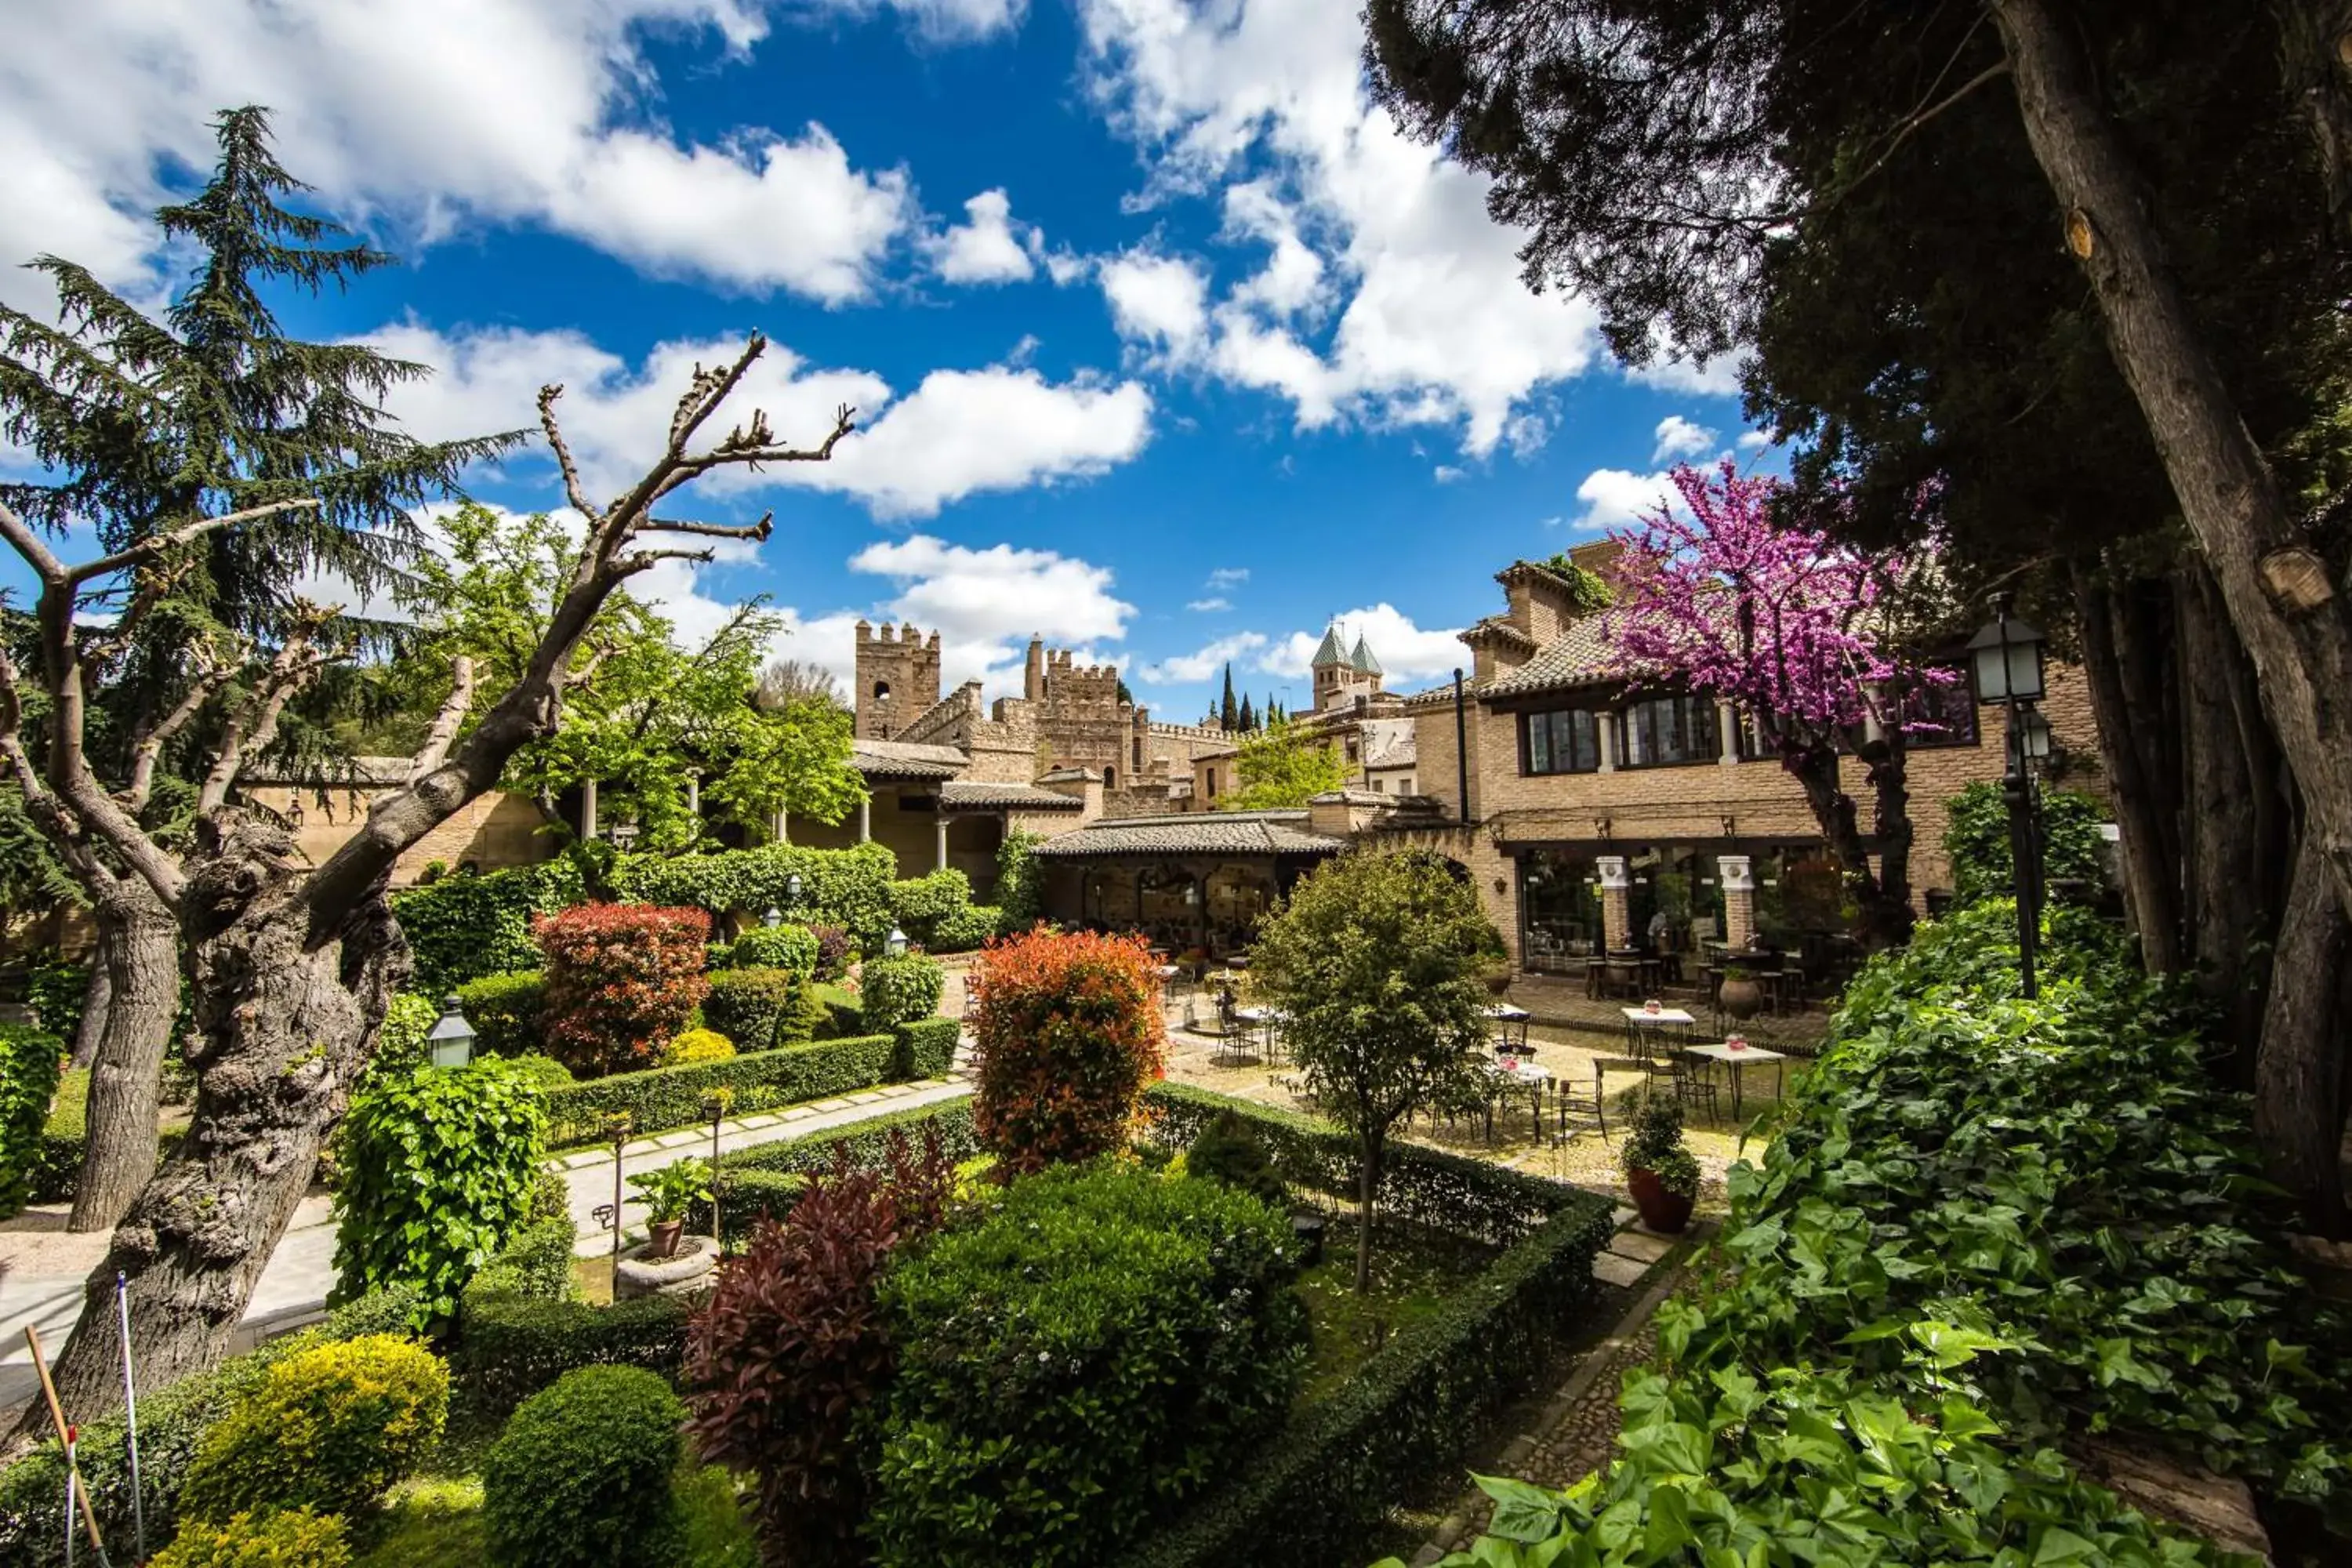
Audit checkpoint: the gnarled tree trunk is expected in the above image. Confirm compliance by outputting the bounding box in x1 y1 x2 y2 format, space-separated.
69 940 110 1068
2256 829 2351 1239
2177 564 2274 1063
31 817 406 1421
2070 560 2183 971
67 881 183 1232
1783 741 1912 949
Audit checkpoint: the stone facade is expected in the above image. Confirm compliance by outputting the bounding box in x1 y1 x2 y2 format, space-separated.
851 619 942 740
241 766 554 888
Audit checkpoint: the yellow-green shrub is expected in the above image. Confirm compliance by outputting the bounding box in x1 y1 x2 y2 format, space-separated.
153 1507 351 1567
178 1335 448 1523
662 1027 736 1067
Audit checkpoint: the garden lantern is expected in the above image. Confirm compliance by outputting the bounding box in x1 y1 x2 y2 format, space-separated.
1965 609 2046 703
609 818 639 851
785 871 804 906
886 927 909 957
762 906 782 927
426 996 475 1069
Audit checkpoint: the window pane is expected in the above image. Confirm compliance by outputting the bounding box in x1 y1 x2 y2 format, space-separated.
1526 712 1552 774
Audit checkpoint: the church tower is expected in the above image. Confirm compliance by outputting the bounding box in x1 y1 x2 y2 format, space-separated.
1310 623 1349 711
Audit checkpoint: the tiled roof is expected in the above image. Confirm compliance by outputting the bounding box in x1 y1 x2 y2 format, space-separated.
1478 615 1647 698
1359 717 1416 768
1310 625 1348 668
850 738 968 779
1029 810 1347 858
1349 634 1381 675
938 780 1083 811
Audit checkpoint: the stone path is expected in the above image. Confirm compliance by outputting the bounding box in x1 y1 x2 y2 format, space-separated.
0 1068 972 1416
1409 1214 1702 1567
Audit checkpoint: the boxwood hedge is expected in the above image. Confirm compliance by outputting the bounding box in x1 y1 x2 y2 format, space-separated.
541 1032 898 1147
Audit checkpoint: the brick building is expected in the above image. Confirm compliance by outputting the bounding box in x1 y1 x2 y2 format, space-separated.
1182 622 1417 808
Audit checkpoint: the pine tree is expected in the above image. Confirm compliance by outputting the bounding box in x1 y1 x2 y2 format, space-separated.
1240 693 1257 731
1220 662 1239 731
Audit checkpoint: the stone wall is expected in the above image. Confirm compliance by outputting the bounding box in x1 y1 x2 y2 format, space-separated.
240 784 553 887
852 621 942 740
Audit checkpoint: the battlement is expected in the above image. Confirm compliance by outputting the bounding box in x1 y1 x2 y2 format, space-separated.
898 681 982 746
854 620 943 739
1145 720 1229 744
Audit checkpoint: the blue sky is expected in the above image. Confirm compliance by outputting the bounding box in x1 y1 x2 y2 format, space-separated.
0 0 1760 723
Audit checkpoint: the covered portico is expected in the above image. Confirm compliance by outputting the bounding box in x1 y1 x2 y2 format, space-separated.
1029 811 1345 957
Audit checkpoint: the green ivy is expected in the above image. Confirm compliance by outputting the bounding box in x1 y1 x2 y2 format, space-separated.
1942 780 2109 902
330 1058 550 1323
0 1025 64 1218
392 862 583 995
996 829 1044 927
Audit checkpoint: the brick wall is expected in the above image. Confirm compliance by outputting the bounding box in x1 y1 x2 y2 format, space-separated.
241 784 553 887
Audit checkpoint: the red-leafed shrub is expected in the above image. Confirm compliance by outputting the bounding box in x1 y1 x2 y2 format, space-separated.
970 928 1166 1176
533 903 712 1078
684 1128 953 1568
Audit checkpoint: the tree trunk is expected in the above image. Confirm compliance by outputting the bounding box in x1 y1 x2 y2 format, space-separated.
2070 560 2183 971
1356 1131 1385 1294
1781 742 1906 948
22 815 407 1432
1995 0 2352 933
2177 566 2271 1063
1860 733 1917 947
2256 829 2351 1239
69 940 111 1069
67 884 182 1232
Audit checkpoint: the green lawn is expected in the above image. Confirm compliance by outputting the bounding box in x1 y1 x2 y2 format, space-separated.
1291 1216 1500 1404
358 1465 757 1566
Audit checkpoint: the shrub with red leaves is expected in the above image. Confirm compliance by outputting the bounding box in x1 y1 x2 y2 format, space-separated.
970 927 1167 1176
533 902 712 1078
684 1128 953 1568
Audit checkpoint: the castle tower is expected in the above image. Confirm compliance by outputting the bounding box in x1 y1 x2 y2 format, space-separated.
853 620 942 739
1024 635 1047 703
1310 623 1349 711
1349 634 1383 696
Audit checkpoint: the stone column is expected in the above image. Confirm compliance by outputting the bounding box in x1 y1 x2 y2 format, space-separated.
1596 855 1631 951
935 816 949 871
1719 855 1755 949
1596 712 1617 773
858 796 872 843
686 772 700 818
1717 699 1740 765
580 778 598 840
773 807 789 844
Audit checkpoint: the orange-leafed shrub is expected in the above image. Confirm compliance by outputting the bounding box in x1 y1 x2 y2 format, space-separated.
970 928 1166 1175
533 903 712 1078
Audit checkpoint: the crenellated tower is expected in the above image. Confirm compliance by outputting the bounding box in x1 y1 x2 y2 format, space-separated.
853 620 942 739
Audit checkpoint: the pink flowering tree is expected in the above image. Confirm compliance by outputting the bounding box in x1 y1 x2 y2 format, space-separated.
1603 460 1951 947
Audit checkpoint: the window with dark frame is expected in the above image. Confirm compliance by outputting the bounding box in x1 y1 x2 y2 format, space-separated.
1520 706 1602 775
1617 694 1722 768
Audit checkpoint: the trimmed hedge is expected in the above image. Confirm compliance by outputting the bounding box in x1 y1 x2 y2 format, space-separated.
858 953 944 1031
0 1287 425 1567
610 841 899 948
1118 1189 1613 1568
0 1023 64 1217
818 985 863 1037
451 1291 695 1429
542 1032 899 1147
482 1364 686 1568
895 1017 960 1080
699 1098 982 1238
729 921 818 973
702 967 796 1052
392 862 583 995
452 970 546 1058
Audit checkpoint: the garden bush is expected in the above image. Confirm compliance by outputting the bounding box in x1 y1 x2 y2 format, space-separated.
994 829 1044 927
1944 780 2110 902
481 1364 685 1568
1412 902 2351 1567
463 1213 583 1308
970 928 1164 1174
857 951 944 1031
1183 1109 1288 1208
366 992 441 1079
26 960 87 1043
154 1507 351 1568
540 1032 898 1146
610 840 898 947
867 1162 1308 1568
817 982 862 1036
662 1025 736 1066
729 920 818 973
452 970 546 1058
893 1016 959 1080
809 922 855 980
929 902 1003 952
688 1130 955 1568
508 1051 574 1091
884 867 973 948
392 860 583 994
178 1334 448 1524
535 902 713 1076
777 971 832 1044
0 1023 64 1217
700 1098 981 1236
0 1287 422 1566
701 967 792 1051
451 1291 692 1428
330 1057 550 1322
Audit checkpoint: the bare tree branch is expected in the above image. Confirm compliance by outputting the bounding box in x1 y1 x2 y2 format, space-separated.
536 384 597 519
66 499 324 588
197 617 339 815
641 511 775 542
122 655 235 812
407 655 475 783
614 546 717 575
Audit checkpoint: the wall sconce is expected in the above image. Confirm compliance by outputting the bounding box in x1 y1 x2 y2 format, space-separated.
1492 877 1508 895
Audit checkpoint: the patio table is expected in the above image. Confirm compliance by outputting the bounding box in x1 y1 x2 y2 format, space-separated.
1480 1057 1552 1142
1481 1002 1531 1053
1682 1040 1788 1120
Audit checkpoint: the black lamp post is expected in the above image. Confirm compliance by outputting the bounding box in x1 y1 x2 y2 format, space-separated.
1965 605 2049 997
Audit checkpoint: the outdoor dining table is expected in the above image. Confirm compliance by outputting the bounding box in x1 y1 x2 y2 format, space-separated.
1480 1055 1552 1142
1226 1004 1287 1064
1481 1002 1531 1052
1681 1040 1788 1120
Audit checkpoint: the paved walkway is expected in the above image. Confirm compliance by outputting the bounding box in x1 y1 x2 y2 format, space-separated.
0 1069 971 1414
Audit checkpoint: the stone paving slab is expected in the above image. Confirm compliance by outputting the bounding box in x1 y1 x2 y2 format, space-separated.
1607 1230 1675 1264
1591 1250 1650 1287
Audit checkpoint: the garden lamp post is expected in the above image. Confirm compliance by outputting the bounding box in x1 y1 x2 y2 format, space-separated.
886 927 909 957
762 906 782 928
426 996 476 1069
785 870 804 908
1965 604 2049 998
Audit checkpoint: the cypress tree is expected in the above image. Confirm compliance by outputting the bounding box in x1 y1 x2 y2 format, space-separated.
1220 662 1239 731
1240 693 1257 731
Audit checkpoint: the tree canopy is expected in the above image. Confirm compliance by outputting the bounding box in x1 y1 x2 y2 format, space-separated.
1221 717 1349 810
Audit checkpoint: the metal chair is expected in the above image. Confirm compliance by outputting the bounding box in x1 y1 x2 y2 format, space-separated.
1554 1059 1610 1143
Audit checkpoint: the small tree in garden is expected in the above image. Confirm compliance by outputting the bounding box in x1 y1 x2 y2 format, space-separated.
534 903 712 1076
1250 850 1494 1292
1603 460 1951 946
686 1128 954 1568
969 927 1166 1175
1221 717 1351 810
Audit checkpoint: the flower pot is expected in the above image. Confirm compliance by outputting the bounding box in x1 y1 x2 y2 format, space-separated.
647 1219 685 1260
1483 971 1515 997
1625 1166 1694 1234
1718 975 1763 1021
1290 1211 1327 1267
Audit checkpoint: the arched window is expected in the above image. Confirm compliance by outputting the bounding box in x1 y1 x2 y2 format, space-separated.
1103 765 1116 789
873 679 892 704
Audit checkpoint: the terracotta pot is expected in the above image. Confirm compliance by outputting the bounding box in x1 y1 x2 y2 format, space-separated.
648 1219 685 1260
1625 1167 1694 1234
1483 971 1515 997
1718 975 1764 1021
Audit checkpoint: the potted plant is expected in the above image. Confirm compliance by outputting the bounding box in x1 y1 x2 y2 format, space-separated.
1717 962 1763 1021
628 1156 713 1259
1618 1094 1700 1233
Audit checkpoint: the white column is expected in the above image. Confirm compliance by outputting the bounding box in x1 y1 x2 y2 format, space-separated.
935 816 949 871
580 778 598 840
1595 855 1632 951
1597 713 1617 773
773 807 789 844
686 772 701 817
1718 699 1739 765
858 796 872 843
1718 855 1756 949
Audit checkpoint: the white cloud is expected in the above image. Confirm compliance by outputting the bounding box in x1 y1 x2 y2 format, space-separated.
848 535 1134 691
1628 351 1748 399
1650 416 1717 464
1205 566 1249 588
362 321 1153 521
1098 248 1210 354
1259 604 1465 685
1572 467 1679 532
816 0 1030 42
1138 630 1267 684
1737 430 1773 452
1433 464 1465 485
1076 0 1603 456
1185 596 1230 612
927 188 1036 284
0 0 925 309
